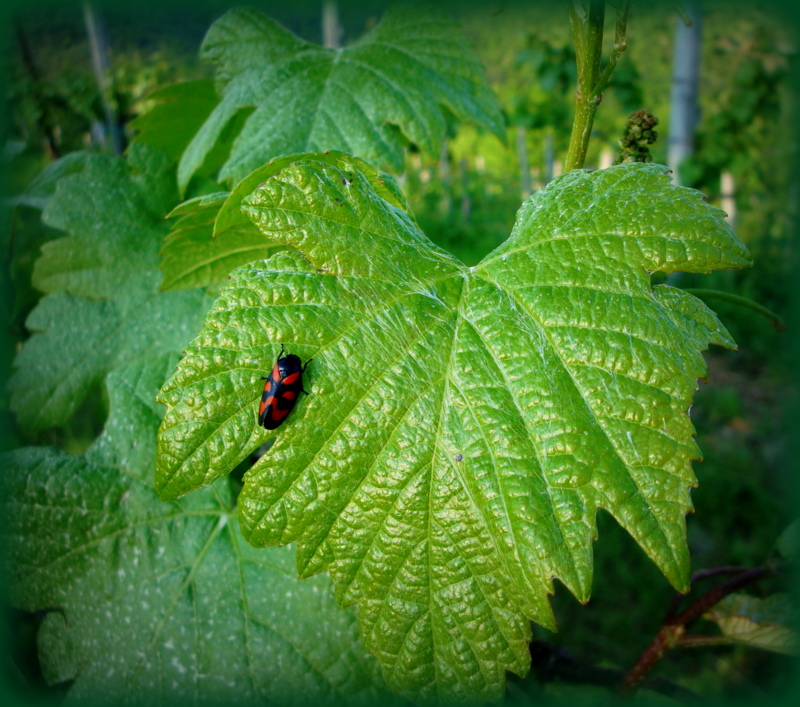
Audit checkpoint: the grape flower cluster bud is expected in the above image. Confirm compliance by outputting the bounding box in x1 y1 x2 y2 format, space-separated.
614 109 659 164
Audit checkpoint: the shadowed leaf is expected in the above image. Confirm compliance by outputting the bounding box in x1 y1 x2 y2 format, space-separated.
2 356 389 705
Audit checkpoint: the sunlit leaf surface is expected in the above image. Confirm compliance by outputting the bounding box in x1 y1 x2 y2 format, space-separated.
157 155 750 701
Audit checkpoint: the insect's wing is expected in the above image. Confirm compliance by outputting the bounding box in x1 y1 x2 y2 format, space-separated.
263 369 305 429
258 362 282 426
257 357 309 430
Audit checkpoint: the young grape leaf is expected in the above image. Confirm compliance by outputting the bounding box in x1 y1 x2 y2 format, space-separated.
704 594 797 655
160 192 283 292
2 356 389 705
7 144 209 433
156 155 751 701
161 151 411 292
178 6 504 192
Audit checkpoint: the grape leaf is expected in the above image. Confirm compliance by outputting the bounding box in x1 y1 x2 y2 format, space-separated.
9 151 92 210
178 6 504 192
2 355 389 705
32 145 175 297
130 80 255 198
161 151 411 292
7 144 209 433
160 191 283 292
129 81 220 163
705 594 797 655
156 156 751 701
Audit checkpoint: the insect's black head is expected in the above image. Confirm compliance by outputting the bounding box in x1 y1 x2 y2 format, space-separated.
278 353 303 374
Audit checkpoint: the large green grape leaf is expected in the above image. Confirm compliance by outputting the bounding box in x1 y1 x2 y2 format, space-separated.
7 144 209 433
156 156 751 701
178 5 504 192
1 355 389 705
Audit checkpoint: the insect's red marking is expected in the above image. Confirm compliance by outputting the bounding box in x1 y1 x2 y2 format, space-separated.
271 406 290 421
259 395 276 416
257 347 310 429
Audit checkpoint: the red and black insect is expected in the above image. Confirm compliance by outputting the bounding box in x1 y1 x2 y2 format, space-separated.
258 345 312 430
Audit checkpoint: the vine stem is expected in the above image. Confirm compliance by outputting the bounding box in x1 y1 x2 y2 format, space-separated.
565 0 630 172
619 565 773 695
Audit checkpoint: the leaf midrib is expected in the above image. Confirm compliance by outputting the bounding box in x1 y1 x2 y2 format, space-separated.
456 300 582 595
488 274 687 576
261 292 459 552
159 272 463 497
